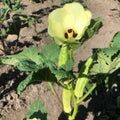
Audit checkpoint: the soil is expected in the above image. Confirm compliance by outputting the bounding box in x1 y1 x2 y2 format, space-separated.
0 0 120 120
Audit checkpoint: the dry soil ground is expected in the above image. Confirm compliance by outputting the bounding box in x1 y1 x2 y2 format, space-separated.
0 0 120 120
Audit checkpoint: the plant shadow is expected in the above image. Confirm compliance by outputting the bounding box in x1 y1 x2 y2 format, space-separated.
58 84 120 120
0 68 27 99
32 5 59 17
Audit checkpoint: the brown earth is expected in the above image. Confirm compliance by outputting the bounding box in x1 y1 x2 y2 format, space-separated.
0 0 120 120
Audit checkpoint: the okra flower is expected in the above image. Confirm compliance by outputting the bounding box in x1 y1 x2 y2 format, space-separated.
48 2 92 45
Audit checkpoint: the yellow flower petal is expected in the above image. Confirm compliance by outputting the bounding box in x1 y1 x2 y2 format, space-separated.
74 10 92 39
48 2 92 45
62 2 84 30
48 8 65 39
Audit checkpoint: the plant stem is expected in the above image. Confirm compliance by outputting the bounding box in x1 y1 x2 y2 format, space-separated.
69 99 79 120
69 84 96 120
48 82 63 108
68 87 78 120
77 84 96 104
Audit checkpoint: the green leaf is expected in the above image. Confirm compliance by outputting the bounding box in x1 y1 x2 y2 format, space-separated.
90 32 120 75
0 7 10 21
17 68 58 94
60 57 75 71
90 51 111 74
110 32 120 48
3 0 22 11
102 32 120 58
41 42 60 63
109 55 120 73
90 50 120 75
47 61 75 80
32 68 57 83
80 17 103 44
102 47 120 58
32 61 74 83
87 17 103 38
17 73 33 95
0 28 8 37
25 100 47 120
1 47 45 71
15 60 41 71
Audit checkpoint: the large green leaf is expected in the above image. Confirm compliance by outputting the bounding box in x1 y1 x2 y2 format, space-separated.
90 51 120 74
41 42 60 63
90 32 120 75
17 68 58 94
1 47 45 71
25 100 47 120
31 61 75 84
90 51 111 74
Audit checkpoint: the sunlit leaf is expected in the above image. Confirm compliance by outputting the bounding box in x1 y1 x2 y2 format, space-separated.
102 47 119 58
1 47 45 71
90 51 111 74
110 32 120 48
109 55 120 73
90 31 120 75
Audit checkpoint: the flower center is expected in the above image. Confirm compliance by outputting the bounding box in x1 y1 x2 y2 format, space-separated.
64 29 78 39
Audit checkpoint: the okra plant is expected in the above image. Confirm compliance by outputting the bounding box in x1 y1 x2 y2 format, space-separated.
2 2 120 120
2 0 22 11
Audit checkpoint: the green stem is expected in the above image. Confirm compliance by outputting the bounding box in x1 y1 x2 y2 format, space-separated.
69 84 96 120
48 82 63 108
77 83 96 104
68 87 78 120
